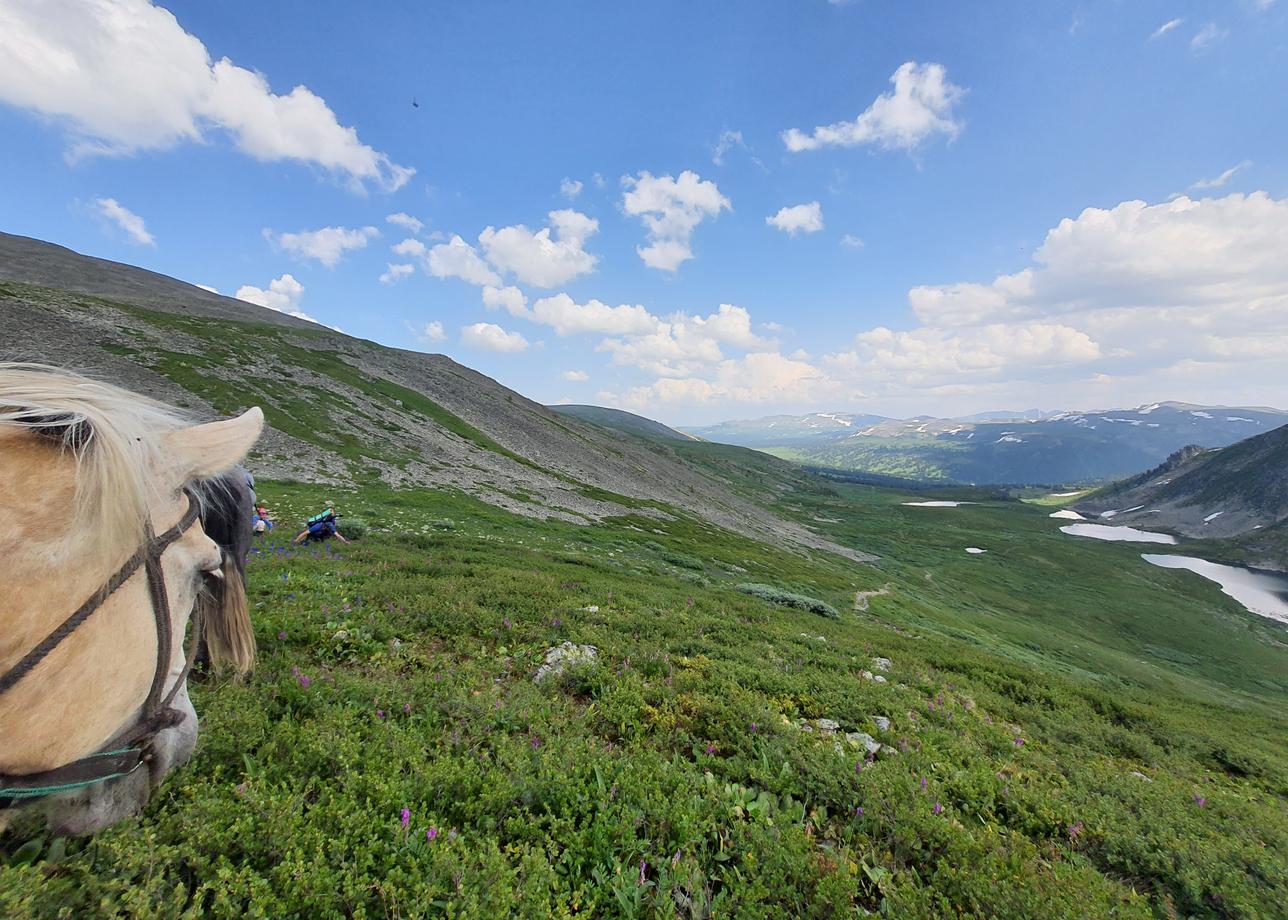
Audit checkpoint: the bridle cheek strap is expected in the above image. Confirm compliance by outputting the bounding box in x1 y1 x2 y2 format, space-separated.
0 488 204 802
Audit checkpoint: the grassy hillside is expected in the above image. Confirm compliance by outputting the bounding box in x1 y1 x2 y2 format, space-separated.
3 479 1285 918
550 405 699 442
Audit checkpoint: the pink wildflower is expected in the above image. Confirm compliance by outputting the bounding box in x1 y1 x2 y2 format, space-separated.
1194 795 1207 807
376 709 386 719
400 808 410 829
933 801 943 815
705 744 716 755
426 827 438 841
403 702 412 714
298 674 311 688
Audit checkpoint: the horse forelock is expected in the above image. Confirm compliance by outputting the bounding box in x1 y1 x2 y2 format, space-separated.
0 363 189 566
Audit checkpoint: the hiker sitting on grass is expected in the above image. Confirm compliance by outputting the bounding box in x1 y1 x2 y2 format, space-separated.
293 500 350 544
253 502 273 534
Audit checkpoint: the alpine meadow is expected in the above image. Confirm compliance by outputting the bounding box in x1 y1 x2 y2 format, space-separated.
2 2 1288 918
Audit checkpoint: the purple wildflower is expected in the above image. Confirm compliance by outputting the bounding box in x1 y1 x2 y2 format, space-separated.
637 860 647 885
855 806 864 816
403 702 412 714
291 666 301 677
400 808 410 829
297 673 311 688
426 827 438 841
530 735 542 749
705 744 716 755
503 618 513 629
933 801 943 815
750 722 759 733
376 709 386 719
552 618 563 627
855 761 864 773
1067 821 1084 840
1014 737 1025 746
278 630 287 640
1194 795 1207 807
920 776 927 790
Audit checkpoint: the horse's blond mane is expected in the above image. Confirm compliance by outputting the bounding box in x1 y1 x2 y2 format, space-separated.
0 363 189 560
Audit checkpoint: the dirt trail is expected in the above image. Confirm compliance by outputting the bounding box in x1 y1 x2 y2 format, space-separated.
855 584 892 611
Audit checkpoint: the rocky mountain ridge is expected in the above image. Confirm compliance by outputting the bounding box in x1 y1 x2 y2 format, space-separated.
0 232 870 563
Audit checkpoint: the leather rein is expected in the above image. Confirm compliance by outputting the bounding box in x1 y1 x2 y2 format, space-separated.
0 487 205 804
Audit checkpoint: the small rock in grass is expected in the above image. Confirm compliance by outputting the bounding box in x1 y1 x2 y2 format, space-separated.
873 675 888 684
845 732 882 755
872 657 893 672
872 716 892 732
581 605 600 613
1130 771 1153 783
534 642 598 683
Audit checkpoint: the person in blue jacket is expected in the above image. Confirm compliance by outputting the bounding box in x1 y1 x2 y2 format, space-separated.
292 500 350 544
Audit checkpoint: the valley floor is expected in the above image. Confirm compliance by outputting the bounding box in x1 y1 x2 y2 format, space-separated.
3 480 1286 918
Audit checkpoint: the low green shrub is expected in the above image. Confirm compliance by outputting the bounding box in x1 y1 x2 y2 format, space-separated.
339 516 370 539
736 582 839 618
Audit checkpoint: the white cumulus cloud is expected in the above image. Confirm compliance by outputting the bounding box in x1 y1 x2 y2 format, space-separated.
393 237 428 258
562 370 589 382
767 201 824 236
621 170 730 272
386 212 424 234
0 0 412 190
235 272 328 326
461 322 529 353
427 235 502 286
827 191 1288 407
478 209 599 288
379 263 415 284
559 177 583 199
482 285 530 318
530 293 662 337
93 197 154 245
270 225 379 267
782 61 965 154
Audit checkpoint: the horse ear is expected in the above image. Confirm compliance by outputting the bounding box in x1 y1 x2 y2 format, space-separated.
161 407 264 482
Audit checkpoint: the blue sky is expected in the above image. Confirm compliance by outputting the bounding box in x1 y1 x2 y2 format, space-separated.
2 0 1287 423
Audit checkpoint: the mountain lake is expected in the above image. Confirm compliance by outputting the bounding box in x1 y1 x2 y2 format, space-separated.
1141 554 1288 624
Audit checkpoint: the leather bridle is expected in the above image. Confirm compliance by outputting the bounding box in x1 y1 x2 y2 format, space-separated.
0 487 205 804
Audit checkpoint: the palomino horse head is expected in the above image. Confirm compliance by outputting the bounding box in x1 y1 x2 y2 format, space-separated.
0 364 262 835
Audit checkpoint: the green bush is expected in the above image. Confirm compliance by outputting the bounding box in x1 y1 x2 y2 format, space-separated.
339 516 370 539
736 582 839 618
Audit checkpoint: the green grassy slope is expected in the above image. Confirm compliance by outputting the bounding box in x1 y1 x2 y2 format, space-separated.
3 480 1285 918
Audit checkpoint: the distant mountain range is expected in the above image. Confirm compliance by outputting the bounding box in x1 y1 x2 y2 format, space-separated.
684 404 1288 486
